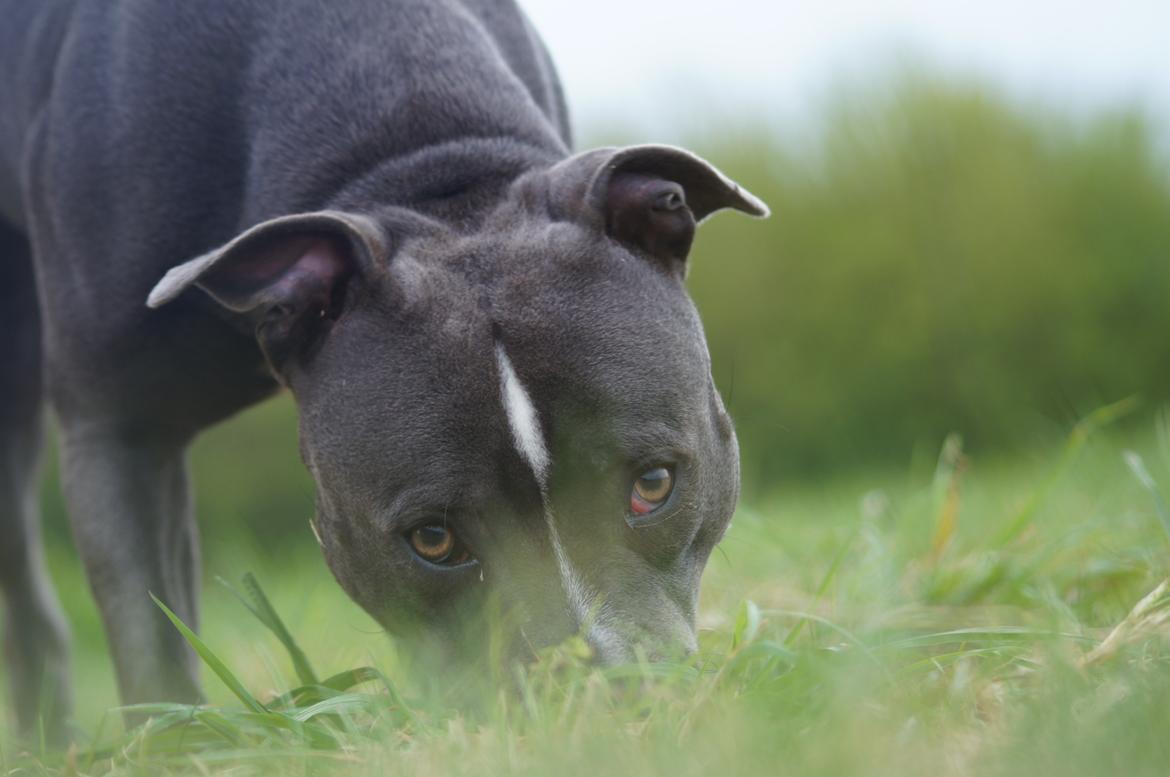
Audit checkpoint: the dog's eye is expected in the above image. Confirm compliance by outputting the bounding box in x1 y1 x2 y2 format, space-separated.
631 467 674 515
408 524 470 565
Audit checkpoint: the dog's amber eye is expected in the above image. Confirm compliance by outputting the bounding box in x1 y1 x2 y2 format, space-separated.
408 525 469 565
631 467 674 515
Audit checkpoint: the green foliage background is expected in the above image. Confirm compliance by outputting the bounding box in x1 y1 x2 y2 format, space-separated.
687 71 1170 489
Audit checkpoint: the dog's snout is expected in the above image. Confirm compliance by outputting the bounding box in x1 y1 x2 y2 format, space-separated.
582 619 698 667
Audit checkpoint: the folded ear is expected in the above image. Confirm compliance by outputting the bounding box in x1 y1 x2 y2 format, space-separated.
545 144 769 265
147 210 386 368
148 210 384 311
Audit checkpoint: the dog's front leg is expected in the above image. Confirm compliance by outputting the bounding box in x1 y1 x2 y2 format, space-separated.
0 225 72 745
58 426 203 719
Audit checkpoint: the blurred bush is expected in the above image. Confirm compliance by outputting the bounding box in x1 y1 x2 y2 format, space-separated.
686 70 1170 491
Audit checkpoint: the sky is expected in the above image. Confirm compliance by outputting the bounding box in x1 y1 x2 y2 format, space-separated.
518 0 1170 141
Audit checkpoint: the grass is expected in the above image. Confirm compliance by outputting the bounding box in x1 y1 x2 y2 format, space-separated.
4 406 1170 775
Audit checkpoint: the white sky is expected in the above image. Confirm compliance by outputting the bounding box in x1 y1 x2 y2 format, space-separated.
518 0 1170 142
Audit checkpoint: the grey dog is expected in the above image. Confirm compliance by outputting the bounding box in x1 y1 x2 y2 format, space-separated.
0 0 767 740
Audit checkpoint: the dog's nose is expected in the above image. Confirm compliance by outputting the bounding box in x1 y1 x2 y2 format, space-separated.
584 633 630 666
584 624 697 666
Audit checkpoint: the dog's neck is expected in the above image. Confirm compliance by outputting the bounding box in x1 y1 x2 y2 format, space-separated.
322 136 567 228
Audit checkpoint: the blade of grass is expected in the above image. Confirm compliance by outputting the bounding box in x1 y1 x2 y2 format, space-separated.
1123 450 1170 547
268 666 393 709
1080 578 1170 667
930 434 966 562
784 528 858 647
882 627 1094 650
994 396 1139 546
365 666 419 728
289 693 379 723
151 593 268 714
217 573 318 686
192 710 246 748
766 608 890 678
732 600 762 650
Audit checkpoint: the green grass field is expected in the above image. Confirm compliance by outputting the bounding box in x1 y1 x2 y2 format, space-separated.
4 399 1170 775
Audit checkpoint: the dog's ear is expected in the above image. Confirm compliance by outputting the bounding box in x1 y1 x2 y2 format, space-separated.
147 210 384 311
147 210 385 368
544 145 769 266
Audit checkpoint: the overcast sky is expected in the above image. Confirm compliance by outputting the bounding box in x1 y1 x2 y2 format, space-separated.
518 0 1170 142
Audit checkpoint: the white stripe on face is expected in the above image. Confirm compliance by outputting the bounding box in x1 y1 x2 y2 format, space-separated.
495 344 550 487
495 344 597 633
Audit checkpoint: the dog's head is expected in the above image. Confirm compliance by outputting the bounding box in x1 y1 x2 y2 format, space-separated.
149 145 767 668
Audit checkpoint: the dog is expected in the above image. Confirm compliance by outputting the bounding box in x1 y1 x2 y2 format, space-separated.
0 0 767 740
